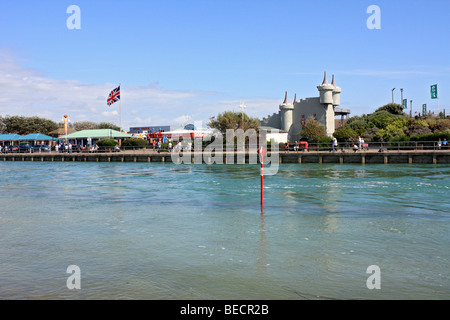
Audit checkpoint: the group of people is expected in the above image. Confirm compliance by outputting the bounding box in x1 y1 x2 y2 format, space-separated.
150 139 162 153
351 136 368 152
172 141 192 152
285 141 308 152
149 139 193 153
437 138 448 150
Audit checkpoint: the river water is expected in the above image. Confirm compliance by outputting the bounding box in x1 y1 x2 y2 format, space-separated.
0 162 448 299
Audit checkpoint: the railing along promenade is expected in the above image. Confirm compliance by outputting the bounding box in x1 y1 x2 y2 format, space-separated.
1 141 449 164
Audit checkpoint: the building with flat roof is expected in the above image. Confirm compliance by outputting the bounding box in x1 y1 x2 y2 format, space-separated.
129 126 171 134
59 129 132 147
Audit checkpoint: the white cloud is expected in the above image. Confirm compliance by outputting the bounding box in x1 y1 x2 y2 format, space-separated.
0 51 282 130
173 115 193 126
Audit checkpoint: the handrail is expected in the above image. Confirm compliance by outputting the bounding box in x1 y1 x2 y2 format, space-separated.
1 141 448 154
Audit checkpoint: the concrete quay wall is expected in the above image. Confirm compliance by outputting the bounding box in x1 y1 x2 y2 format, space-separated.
1 150 449 165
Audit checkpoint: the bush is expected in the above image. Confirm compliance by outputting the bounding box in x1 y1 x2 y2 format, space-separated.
347 119 369 136
299 118 328 142
96 139 118 147
368 111 405 130
122 138 148 147
410 132 450 142
375 103 405 115
405 124 432 136
430 118 450 133
333 126 357 142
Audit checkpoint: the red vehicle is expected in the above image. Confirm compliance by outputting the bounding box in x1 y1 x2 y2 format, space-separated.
8 145 19 152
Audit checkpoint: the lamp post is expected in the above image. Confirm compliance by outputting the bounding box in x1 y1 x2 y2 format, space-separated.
239 102 246 129
400 88 403 105
392 88 395 104
410 100 413 118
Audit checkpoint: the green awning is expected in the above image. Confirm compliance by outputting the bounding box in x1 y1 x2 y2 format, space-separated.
59 129 132 140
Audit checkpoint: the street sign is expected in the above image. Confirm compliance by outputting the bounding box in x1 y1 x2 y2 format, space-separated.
402 99 408 109
431 84 438 99
422 104 427 114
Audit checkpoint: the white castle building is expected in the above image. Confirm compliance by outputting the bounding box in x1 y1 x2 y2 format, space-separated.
261 72 350 142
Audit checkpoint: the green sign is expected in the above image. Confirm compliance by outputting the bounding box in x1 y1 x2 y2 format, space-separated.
402 99 408 109
422 104 427 114
431 84 438 99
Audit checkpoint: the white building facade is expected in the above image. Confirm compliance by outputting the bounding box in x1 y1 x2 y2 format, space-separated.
261 72 350 142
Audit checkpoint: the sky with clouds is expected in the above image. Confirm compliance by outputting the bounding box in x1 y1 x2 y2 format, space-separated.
1 0 449 130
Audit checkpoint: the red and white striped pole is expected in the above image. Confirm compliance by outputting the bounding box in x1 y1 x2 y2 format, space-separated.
261 159 264 208
258 146 267 212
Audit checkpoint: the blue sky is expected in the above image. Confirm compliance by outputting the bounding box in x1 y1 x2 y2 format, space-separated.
1 0 449 130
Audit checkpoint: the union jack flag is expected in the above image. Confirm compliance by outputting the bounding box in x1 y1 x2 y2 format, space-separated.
107 85 120 106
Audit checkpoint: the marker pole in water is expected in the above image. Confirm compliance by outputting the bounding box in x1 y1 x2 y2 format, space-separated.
261 160 264 208
258 146 267 213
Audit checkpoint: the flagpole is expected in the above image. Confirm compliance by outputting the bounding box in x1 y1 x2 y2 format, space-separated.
119 83 122 132
437 83 439 116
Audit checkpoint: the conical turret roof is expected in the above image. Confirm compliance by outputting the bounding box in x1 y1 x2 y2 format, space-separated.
282 91 290 105
318 71 334 90
322 71 329 85
331 74 341 92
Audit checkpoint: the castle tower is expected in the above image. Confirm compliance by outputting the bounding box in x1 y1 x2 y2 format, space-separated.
317 72 336 136
331 74 341 106
279 91 294 133
317 71 334 104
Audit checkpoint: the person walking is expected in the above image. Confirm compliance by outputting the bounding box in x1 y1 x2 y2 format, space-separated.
330 136 337 152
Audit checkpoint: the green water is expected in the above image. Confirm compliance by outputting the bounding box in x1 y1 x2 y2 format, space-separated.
0 162 448 299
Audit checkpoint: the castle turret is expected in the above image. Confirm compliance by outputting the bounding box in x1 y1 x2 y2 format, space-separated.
331 74 341 106
279 91 294 133
317 72 334 105
317 72 336 136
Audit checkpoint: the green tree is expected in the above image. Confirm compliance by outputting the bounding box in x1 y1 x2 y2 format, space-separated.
375 103 405 115
0 116 6 134
367 110 403 130
97 122 121 131
208 111 260 135
299 117 328 142
333 126 357 142
3 115 58 135
73 121 98 131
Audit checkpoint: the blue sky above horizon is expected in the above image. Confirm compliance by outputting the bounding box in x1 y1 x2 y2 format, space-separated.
1 0 449 130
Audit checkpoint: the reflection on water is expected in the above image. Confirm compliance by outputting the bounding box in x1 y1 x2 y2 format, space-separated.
0 162 448 299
